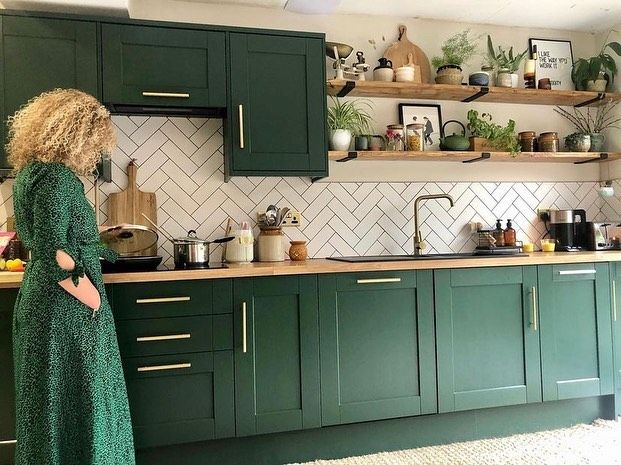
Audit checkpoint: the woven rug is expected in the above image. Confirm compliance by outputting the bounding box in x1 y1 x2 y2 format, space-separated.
290 419 621 465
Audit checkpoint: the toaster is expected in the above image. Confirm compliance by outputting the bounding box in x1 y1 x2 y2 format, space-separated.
586 221 621 250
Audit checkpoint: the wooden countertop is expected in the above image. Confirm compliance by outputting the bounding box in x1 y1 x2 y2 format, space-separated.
2 251 621 288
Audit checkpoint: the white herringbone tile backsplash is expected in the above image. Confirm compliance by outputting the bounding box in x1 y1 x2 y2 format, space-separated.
0 116 618 266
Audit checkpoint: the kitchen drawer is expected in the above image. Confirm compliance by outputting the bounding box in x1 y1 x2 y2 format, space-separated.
336 270 416 291
112 279 232 320
116 314 234 357
123 351 235 448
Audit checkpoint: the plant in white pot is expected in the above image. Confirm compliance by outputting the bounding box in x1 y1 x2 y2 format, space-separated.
487 35 527 88
431 30 479 85
571 33 621 92
327 97 373 151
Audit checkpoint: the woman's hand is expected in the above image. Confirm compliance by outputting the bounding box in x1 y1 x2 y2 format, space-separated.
56 249 101 311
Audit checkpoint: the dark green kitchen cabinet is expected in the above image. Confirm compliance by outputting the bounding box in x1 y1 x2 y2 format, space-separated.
435 266 542 413
101 24 226 109
319 271 436 426
227 32 327 177
538 263 614 401
0 288 18 465
0 15 98 168
233 276 320 436
611 262 621 417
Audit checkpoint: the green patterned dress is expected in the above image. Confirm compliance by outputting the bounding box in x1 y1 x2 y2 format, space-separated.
12 162 135 465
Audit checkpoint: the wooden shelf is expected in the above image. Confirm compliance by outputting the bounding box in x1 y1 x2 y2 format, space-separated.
326 80 621 107
328 150 621 164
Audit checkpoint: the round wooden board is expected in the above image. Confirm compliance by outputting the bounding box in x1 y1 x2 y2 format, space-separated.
383 25 432 84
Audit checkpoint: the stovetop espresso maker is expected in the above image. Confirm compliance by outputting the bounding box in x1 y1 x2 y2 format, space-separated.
549 209 587 251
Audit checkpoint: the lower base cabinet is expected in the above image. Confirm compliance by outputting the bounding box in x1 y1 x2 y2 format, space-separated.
0 289 18 465
612 263 621 417
538 263 614 401
233 276 320 436
435 266 542 413
319 271 436 425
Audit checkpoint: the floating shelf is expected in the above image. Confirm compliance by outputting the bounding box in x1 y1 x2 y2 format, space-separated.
326 80 621 107
328 151 620 164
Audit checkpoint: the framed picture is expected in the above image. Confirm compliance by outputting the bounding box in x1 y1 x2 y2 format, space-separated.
398 103 443 151
529 38 574 90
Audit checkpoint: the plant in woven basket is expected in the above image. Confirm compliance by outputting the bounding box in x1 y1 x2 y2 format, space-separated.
431 29 480 69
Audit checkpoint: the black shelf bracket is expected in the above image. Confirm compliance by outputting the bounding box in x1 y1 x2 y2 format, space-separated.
574 152 608 164
575 92 606 108
0 168 14 184
336 151 358 162
311 176 325 183
462 86 489 103
463 152 491 163
336 81 356 97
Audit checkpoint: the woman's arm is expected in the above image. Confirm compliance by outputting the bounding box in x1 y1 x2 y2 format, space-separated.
55 249 101 311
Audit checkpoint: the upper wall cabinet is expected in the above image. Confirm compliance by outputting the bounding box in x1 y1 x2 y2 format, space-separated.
227 33 328 178
0 16 99 168
101 24 226 109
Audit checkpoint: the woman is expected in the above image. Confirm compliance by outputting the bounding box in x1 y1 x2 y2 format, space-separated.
8 89 135 465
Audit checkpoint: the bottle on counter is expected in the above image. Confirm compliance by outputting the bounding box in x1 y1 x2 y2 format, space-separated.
504 219 516 246
493 219 505 246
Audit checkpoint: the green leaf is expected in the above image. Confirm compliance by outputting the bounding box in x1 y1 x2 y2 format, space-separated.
589 56 603 78
606 41 621 57
487 35 495 59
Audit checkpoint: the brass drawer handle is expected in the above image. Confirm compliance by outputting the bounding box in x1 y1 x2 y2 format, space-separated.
0 439 16 445
557 270 596 275
136 333 191 342
142 91 190 98
137 362 191 372
238 104 245 149
356 278 402 284
530 286 538 331
242 301 247 353
613 280 617 322
135 296 191 304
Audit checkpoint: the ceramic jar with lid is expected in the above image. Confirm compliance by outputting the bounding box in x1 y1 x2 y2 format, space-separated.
395 66 415 82
518 131 537 152
257 228 284 262
538 132 559 152
373 58 394 82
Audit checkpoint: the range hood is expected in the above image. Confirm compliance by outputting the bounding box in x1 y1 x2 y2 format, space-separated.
105 103 226 118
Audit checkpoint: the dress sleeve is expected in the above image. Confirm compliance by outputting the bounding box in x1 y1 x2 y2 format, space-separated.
33 170 85 286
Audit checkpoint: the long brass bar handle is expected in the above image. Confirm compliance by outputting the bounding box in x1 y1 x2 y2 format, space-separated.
530 287 538 331
137 362 191 373
136 296 191 304
142 91 190 98
238 104 245 149
242 301 248 353
0 440 16 445
613 280 617 322
558 269 596 276
356 278 402 284
136 334 191 342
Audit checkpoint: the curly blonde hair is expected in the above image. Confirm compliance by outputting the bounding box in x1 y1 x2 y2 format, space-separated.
6 88 116 175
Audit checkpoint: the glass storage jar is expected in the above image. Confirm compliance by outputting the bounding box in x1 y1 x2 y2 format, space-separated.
405 123 425 151
386 124 405 151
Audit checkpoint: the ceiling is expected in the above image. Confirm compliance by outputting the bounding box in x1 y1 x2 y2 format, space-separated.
186 0 621 32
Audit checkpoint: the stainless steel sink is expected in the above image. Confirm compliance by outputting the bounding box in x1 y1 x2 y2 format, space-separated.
327 252 527 263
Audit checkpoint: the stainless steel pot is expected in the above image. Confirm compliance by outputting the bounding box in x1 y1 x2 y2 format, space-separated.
172 230 233 268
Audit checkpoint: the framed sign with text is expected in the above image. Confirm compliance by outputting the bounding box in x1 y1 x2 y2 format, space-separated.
529 38 574 90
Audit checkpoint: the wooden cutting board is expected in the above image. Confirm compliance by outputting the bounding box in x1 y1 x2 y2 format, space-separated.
107 160 157 227
383 25 431 84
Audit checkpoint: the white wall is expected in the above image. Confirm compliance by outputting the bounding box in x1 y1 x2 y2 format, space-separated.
599 25 621 180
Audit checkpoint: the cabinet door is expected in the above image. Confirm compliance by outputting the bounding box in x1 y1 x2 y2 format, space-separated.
0 289 18 465
0 16 98 168
612 262 621 417
319 271 436 426
102 24 226 108
435 266 541 413
234 276 320 436
228 33 327 177
123 351 234 449
539 263 614 401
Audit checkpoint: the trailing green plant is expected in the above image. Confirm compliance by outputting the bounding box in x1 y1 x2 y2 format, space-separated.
326 97 373 135
466 109 520 155
486 35 528 73
571 31 621 90
431 29 480 69
554 101 621 134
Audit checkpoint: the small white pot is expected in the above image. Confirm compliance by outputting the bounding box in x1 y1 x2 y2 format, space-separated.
329 129 352 151
496 72 512 88
510 73 519 88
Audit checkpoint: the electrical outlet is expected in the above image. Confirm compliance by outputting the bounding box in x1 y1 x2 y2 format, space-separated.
281 210 302 227
537 208 550 222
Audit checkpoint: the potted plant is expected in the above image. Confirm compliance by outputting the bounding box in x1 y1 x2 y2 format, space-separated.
572 34 621 92
431 30 479 85
326 97 373 151
554 101 621 152
487 35 528 88
466 109 520 155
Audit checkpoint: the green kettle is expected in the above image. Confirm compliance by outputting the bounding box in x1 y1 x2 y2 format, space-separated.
440 120 470 151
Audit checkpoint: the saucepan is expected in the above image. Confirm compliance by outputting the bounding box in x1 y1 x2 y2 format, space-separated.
142 214 233 268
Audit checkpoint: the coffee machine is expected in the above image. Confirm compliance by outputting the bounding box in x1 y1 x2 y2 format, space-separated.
549 209 587 251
